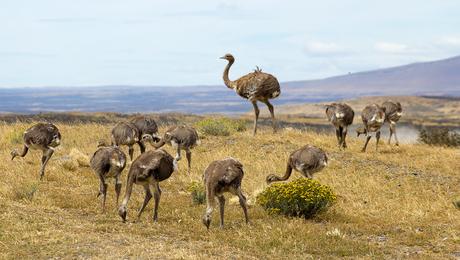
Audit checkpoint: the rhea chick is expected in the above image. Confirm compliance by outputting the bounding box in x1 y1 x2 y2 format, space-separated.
142 125 199 174
11 122 61 180
266 145 328 184
202 158 249 229
118 149 175 223
90 142 127 212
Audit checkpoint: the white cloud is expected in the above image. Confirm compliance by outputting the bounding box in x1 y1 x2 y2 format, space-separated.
304 41 346 56
437 36 460 46
374 42 409 53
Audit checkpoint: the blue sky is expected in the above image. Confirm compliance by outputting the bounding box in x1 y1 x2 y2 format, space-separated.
1 0 459 87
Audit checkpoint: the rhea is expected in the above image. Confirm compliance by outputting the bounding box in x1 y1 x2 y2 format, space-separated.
325 103 354 149
129 116 159 153
118 149 175 222
142 125 199 174
90 142 127 212
220 53 281 135
382 100 402 146
357 104 386 152
202 158 249 229
111 122 140 161
11 122 61 180
266 145 328 184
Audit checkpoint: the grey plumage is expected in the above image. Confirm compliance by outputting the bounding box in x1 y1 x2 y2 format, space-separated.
266 145 328 184
202 158 248 229
11 122 61 180
111 122 140 161
382 100 403 145
90 145 126 212
143 125 199 174
129 116 159 153
359 104 386 152
118 149 175 223
325 103 354 148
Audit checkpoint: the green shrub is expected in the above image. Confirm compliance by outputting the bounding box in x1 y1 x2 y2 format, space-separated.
195 118 247 136
257 178 336 218
187 181 206 205
418 127 460 147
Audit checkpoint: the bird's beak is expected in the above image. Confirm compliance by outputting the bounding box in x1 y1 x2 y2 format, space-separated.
219 56 226 59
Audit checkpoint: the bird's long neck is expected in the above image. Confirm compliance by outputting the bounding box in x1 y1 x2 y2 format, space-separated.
223 60 234 89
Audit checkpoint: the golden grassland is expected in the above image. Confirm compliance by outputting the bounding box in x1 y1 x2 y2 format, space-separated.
0 122 459 259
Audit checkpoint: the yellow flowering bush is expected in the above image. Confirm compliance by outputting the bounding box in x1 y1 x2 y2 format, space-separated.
257 178 336 218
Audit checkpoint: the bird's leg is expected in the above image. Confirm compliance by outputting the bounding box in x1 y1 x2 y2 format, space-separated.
391 122 399 146
39 148 54 180
361 135 372 152
217 195 225 228
236 187 249 224
342 126 348 148
263 100 276 133
98 176 108 213
138 141 146 154
339 126 344 148
185 148 192 174
376 131 381 151
152 182 162 222
251 101 260 136
136 184 152 222
128 145 134 161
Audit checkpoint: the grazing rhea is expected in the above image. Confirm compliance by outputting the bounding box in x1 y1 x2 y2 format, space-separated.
382 100 403 146
11 122 61 180
202 158 249 229
129 116 159 153
266 145 328 184
142 125 199 174
357 104 386 152
111 122 140 161
220 53 281 135
90 142 126 212
118 149 175 223
325 103 354 149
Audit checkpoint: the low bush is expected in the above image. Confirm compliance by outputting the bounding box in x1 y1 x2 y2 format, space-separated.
195 118 247 136
257 178 336 218
187 181 206 205
418 127 460 147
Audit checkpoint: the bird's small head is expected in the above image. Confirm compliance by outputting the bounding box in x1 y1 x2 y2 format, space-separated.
118 205 127 222
220 53 234 62
356 126 367 137
141 133 161 144
265 174 279 184
202 214 211 230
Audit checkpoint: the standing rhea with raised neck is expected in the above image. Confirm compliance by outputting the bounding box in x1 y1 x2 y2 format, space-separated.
220 53 281 135
111 122 140 161
11 122 61 180
142 125 199 174
129 116 159 153
381 100 402 146
266 145 328 184
325 103 355 149
357 104 386 152
118 149 175 223
90 141 127 213
202 157 249 229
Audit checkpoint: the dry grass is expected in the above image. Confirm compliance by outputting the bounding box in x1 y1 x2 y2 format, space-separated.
1 121 459 259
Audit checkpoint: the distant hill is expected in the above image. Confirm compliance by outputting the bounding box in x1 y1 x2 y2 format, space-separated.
0 55 459 114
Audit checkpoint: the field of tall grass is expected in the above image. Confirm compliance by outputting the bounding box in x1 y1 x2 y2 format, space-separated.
0 120 459 259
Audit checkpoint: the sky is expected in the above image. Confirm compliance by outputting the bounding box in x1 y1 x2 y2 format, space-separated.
1 0 460 88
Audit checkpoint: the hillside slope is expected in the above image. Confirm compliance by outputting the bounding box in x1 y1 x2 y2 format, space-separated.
1 123 459 258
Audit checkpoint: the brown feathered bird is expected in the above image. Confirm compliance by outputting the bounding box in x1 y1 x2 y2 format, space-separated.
220 53 281 135
325 103 355 149
266 145 328 184
11 122 61 180
358 104 386 152
381 100 403 146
